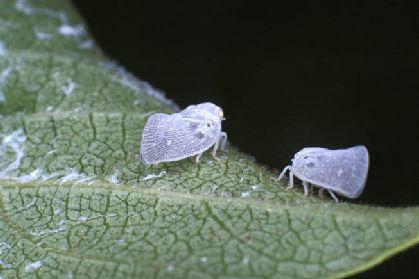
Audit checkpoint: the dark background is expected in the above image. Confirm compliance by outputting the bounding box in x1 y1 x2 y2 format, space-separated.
72 1 419 278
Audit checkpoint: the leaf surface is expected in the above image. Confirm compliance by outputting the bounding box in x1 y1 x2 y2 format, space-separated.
0 1 418 278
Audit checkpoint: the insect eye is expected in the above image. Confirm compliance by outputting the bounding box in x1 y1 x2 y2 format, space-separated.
207 123 211 127
304 156 309 160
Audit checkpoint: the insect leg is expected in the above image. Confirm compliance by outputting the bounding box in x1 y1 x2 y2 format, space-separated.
276 165 290 181
286 169 294 190
327 189 339 203
219 132 228 151
302 181 310 196
195 152 203 163
318 188 325 199
211 139 220 161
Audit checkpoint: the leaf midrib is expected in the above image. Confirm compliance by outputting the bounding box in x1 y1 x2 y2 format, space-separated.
2 180 418 217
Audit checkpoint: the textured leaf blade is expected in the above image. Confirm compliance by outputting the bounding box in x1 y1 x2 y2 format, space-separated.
0 0 102 58
0 0 418 278
1 182 419 278
0 52 173 115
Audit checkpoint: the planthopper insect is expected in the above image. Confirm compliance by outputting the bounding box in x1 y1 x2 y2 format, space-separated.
276 145 369 202
140 102 227 164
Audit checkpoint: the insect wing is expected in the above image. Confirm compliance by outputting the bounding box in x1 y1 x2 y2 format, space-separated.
140 113 218 164
293 146 369 198
180 102 223 123
297 147 328 154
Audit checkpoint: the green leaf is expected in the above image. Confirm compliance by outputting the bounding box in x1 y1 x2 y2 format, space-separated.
0 1 418 278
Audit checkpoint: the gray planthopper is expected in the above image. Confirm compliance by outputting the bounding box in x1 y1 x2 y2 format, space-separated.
276 146 369 202
140 102 227 164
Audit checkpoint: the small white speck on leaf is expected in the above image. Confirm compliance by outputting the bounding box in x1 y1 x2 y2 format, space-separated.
220 192 232 197
59 24 85 36
166 262 174 272
107 172 119 184
42 172 60 180
0 66 13 102
62 81 77 95
15 0 33 15
0 129 26 178
141 171 166 181
14 168 42 183
59 171 95 185
33 28 53 40
25 260 43 272
45 150 57 156
0 41 6 56
200 257 208 263
30 220 66 237
46 106 54 112
241 191 251 198
0 242 11 254
243 167 253 173
79 40 94 49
